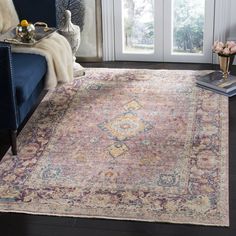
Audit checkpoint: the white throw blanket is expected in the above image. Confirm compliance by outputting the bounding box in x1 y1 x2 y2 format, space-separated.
0 0 74 89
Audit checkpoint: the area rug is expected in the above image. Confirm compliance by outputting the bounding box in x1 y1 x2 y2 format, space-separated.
0 69 229 226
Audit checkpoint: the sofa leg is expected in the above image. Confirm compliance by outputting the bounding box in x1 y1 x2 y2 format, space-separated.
10 130 17 155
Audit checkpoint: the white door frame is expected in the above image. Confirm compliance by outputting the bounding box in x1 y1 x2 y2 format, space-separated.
163 0 215 63
113 0 164 61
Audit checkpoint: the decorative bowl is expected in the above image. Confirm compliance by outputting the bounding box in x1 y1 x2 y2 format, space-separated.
16 23 35 43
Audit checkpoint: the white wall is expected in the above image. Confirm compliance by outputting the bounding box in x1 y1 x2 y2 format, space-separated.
77 0 97 57
228 0 236 41
215 0 236 42
213 0 236 64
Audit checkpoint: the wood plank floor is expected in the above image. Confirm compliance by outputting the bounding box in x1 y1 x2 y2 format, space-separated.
0 62 235 236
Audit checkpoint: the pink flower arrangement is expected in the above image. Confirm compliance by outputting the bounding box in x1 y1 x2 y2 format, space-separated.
212 41 236 56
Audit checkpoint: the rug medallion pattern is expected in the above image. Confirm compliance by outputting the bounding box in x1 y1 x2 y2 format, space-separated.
0 69 228 226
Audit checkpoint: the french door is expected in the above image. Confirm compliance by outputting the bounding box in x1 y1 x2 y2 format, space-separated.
114 0 215 63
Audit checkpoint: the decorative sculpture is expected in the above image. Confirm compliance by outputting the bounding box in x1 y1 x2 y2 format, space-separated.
58 9 85 76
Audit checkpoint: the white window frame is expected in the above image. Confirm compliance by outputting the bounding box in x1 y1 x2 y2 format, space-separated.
113 0 164 61
102 0 230 64
163 0 215 63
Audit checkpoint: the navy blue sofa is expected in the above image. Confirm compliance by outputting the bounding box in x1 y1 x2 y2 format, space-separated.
0 0 58 155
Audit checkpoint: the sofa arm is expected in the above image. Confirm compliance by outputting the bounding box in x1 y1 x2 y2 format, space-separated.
0 43 19 130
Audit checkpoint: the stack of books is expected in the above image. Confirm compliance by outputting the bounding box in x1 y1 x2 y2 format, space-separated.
196 71 236 97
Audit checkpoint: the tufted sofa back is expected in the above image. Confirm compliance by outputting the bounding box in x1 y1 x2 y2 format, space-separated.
13 0 57 27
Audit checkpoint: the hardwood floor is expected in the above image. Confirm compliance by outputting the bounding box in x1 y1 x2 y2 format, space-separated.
0 62 235 236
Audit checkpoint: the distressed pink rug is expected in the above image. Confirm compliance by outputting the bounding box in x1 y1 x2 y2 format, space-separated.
0 69 229 226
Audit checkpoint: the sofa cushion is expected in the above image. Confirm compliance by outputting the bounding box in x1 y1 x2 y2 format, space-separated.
12 53 47 105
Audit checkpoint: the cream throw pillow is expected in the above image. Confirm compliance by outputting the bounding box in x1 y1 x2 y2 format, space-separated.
0 0 19 34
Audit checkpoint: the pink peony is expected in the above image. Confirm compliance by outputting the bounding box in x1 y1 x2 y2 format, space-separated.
217 42 224 48
230 45 236 54
213 40 236 55
223 47 230 55
214 46 223 53
213 41 219 48
226 41 236 49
